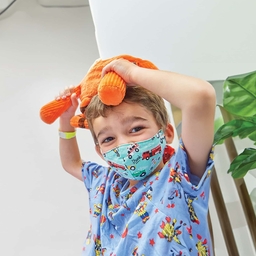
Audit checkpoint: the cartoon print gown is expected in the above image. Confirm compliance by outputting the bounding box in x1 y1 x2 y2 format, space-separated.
81 139 214 256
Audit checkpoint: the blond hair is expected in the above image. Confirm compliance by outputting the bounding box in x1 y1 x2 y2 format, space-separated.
85 86 170 143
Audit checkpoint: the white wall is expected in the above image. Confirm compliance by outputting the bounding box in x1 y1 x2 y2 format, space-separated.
1 0 256 255
89 0 256 81
0 1 100 255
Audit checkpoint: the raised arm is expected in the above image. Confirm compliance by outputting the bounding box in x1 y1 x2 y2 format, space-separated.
102 59 216 178
59 93 83 181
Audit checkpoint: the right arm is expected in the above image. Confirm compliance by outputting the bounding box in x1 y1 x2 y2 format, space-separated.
59 93 83 181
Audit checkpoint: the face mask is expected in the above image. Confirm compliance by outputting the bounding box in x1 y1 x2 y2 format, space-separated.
102 130 166 180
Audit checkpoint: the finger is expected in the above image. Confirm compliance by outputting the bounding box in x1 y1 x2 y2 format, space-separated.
70 93 79 107
101 59 119 78
63 86 72 98
69 85 75 93
55 85 75 100
55 90 65 100
55 94 61 101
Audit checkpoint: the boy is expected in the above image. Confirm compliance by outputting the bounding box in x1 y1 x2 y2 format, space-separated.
58 58 216 255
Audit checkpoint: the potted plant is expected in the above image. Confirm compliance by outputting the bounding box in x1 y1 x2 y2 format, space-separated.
213 70 256 179
213 71 256 251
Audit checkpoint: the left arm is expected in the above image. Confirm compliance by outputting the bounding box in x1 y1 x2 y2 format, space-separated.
102 59 216 178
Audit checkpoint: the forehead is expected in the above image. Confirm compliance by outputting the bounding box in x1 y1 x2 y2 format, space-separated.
109 101 151 116
92 102 156 129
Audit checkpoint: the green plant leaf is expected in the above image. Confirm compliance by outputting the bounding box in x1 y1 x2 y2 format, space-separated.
223 70 256 117
228 148 256 179
214 116 224 133
219 104 256 124
215 70 256 179
214 119 256 145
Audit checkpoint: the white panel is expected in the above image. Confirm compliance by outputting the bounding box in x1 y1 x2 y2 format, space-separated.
38 0 89 7
89 0 256 81
0 0 14 10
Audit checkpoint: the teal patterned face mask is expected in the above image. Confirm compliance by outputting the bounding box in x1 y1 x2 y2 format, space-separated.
102 130 166 180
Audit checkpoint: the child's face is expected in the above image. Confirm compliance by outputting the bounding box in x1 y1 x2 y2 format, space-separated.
93 101 174 185
93 101 161 153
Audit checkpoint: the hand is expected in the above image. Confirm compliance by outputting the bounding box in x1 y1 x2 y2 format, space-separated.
101 58 139 85
56 86 79 120
55 85 75 101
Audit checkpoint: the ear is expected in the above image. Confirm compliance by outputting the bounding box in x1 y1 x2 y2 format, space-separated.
164 123 174 144
95 144 105 160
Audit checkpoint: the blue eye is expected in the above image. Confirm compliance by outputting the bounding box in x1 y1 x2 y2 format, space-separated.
102 137 114 144
131 127 143 133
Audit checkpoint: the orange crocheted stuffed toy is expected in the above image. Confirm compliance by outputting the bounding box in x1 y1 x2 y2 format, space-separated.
40 54 158 129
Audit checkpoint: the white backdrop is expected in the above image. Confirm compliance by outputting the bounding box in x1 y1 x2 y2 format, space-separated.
0 1 100 255
89 0 256 81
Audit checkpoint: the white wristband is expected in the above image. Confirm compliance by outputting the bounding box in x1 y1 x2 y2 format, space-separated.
59 130 76 139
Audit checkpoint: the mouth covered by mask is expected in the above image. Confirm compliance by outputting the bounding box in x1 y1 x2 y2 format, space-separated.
102 130 167 180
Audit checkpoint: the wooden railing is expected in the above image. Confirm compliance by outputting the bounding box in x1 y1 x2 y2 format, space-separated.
171 93 256 255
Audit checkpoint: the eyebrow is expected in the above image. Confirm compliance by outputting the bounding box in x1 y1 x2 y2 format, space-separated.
96 116 148 139
96 126 112 140
122 116 148 126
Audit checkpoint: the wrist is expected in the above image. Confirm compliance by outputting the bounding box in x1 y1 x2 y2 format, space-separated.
59 116 76 132
59 130 76 139
129 64 142 85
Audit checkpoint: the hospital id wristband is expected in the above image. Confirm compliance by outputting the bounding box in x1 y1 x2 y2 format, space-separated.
59 130 76 139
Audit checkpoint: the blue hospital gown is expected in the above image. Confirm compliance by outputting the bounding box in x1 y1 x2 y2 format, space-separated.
81 140 214 256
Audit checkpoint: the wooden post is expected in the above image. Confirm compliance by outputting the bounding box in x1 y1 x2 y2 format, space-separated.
224 137 256 251
210 166 240 255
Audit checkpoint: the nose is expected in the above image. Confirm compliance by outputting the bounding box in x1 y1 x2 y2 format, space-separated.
116 135 133 147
